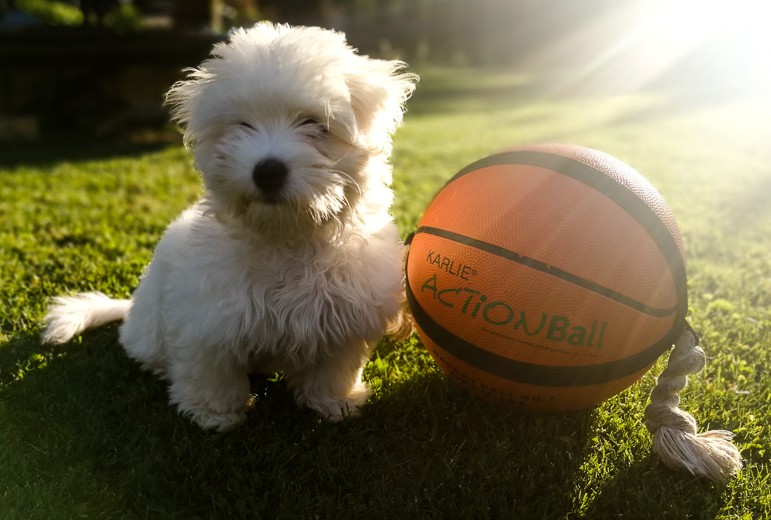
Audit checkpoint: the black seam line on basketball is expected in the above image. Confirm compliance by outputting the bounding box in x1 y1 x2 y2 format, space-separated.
416 226 676 318
444 150 688 324
406 275 675 387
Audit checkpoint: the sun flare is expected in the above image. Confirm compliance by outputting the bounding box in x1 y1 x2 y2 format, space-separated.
526 0 771 96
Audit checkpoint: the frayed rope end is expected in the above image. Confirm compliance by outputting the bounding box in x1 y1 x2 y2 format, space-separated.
652 427 742 482
645 324 743 482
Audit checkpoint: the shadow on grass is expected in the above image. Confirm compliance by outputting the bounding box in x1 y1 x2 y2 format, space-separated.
581 455 728 518
0 138 181 170
0 328 593 518
0 328 734 518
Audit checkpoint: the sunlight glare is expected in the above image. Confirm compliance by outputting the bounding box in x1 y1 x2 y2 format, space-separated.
656 0 771 88
524 0 771 97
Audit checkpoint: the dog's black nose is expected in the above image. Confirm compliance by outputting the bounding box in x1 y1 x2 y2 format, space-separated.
252 158 289 195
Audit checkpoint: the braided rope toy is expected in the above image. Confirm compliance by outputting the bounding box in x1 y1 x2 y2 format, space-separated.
644 324 743 481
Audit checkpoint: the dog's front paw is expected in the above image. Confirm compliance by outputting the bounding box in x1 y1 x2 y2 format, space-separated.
181 394 256 432
325 382 372 421
168 363 254 431
191 410 248 432
295 381 372 421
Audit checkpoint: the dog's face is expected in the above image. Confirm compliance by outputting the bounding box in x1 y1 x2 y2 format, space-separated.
166 23 417 239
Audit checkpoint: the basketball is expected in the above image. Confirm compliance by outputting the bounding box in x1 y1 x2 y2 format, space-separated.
406 143 688 412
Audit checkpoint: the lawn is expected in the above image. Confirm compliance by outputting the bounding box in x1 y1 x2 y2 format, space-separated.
1 68 770 519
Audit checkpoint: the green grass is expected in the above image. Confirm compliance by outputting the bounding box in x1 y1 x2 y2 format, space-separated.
1 69 770 519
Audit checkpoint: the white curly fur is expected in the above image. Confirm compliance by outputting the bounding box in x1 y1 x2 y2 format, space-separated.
42 22 417 431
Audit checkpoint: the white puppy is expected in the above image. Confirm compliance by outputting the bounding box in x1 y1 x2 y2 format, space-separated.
42 22 417 431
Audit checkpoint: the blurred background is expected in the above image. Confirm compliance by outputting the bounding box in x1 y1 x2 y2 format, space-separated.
1 0 769 141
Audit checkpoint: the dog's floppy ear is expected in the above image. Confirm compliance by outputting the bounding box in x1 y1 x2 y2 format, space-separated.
165 67 213 149
346 57 418 151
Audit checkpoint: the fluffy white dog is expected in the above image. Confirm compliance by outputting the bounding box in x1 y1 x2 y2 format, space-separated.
42 22 417 431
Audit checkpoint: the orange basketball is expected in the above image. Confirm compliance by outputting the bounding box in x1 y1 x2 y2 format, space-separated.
406 144 688 412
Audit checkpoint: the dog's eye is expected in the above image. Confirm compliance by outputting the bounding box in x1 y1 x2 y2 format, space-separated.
240 122 255 130
300 118 327 132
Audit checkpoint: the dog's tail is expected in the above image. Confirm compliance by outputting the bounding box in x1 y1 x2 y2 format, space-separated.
41 292 132 344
